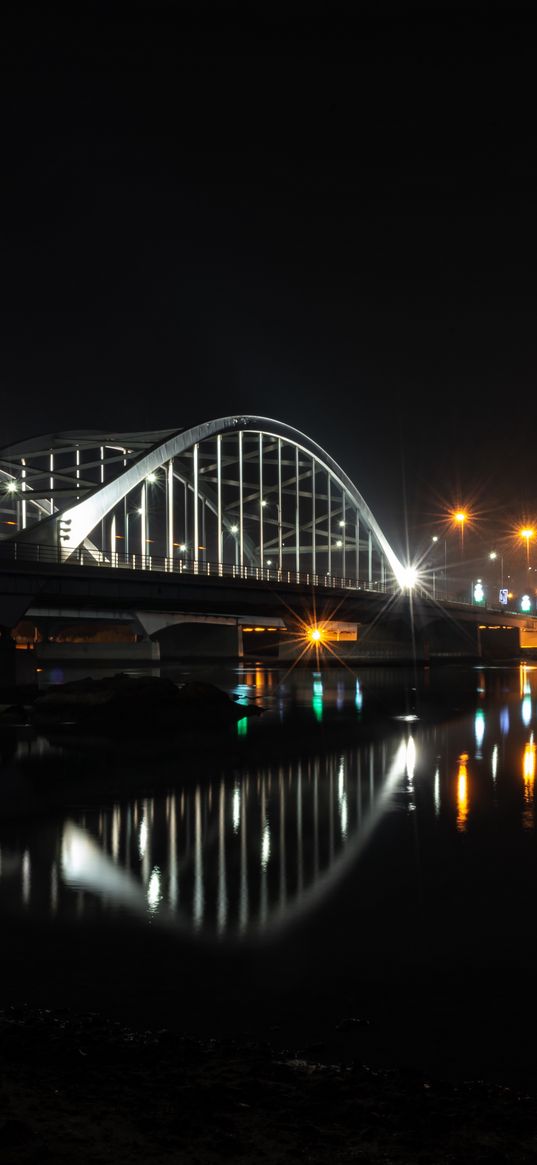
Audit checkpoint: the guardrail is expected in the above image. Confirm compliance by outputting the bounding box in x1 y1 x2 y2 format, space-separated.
0 539 398 595
1 540 530 615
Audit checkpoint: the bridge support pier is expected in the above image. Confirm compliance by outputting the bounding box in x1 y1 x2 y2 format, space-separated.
135 612 244 660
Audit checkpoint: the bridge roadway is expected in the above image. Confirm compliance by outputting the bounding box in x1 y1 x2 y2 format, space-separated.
1 551 536 658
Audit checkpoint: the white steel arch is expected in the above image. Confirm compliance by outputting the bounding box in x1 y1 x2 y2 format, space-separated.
4 416 407 587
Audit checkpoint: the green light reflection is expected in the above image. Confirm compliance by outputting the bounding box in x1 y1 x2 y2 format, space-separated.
312 673 323 722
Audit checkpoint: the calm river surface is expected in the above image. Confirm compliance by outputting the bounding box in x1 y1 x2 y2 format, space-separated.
2 661 537 1080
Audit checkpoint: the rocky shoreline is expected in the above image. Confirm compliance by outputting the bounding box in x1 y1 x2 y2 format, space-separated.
1 1005 536 1163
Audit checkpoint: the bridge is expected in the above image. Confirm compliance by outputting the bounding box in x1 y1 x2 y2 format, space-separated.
0 416 535 663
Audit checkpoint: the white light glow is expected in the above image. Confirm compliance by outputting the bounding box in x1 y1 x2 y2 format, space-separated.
491 744 498 783
147 866 161 913
61 822 145 909
261 822 271 869
400 565 418 590
232 785 241 833
405 736 416 780
138 816 148 858
338 758 348 836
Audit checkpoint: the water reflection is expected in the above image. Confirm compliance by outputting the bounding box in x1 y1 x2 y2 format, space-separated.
522 735 536 830
491 744 498 784
312 674 323 722
0 736 416 941
456 753 469 832
474 709 485 757
4 664 537 944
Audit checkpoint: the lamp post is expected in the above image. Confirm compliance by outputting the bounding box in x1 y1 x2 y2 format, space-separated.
230 524 239 569
454 510 467 551
125 507 143 560
489 550 504 590
339 519 346 578
431 535 438 598
432 534 448 599
260 498 282 571
520 528 534 568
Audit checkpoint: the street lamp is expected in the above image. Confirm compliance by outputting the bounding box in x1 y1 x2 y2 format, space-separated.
230 524 239 568
453 510 467 551
489 550 504 589
260 499 282 570
520 527 534 567
431 534 447 599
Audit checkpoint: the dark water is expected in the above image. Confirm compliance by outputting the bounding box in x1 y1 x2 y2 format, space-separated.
2 661 537 1080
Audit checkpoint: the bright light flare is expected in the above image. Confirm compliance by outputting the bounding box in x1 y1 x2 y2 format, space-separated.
399 565 419 590
309 627 323 643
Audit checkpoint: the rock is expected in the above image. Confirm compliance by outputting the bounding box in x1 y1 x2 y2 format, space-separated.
336 1017 371 1032
31 674 262 733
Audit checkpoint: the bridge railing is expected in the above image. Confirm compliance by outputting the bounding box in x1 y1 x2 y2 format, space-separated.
0 538 399 595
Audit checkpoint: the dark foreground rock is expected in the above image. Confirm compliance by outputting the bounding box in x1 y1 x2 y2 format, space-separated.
1 1006 536 1163
31 675 262 733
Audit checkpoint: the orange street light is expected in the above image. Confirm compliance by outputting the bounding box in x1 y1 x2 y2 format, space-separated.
453 510 468 550
520 527 535 565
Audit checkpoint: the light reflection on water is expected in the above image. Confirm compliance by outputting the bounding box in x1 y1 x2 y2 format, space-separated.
0 737 411 937
1 664 537 941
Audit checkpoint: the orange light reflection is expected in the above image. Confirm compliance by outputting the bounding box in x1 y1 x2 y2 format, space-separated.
456 752 469 832
522 737 536 830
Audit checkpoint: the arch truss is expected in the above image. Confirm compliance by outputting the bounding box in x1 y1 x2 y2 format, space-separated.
0 416 406 589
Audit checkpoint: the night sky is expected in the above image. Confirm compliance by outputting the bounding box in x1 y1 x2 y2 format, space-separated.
1 2 536 558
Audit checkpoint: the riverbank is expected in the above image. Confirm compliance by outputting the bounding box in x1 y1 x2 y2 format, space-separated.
2 1004 536 1164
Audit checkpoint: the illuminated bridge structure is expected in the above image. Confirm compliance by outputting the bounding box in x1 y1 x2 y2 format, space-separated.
2 417 535 660
0 416 408 591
